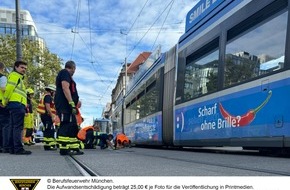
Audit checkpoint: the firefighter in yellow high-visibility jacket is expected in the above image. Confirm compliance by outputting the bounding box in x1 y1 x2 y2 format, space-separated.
23 88 35 145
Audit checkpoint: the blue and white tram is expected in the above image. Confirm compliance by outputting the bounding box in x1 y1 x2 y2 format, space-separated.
123 52 166 146
174 0 290 151
121 0 290 153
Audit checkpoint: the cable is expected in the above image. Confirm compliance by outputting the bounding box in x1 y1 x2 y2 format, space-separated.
71 0 81 60
126 0 175 59
87 0 93 63
76 33 104 83
150 0 175 52
126 0 149 35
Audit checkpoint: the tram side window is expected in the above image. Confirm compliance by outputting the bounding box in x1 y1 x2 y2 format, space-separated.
126 98 139 124
225 11 287 87
138 81 158 117
125 80 159 123
145 83 158 116
184 39 219 101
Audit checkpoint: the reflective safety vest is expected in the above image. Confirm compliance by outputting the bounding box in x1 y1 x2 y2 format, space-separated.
77 126 94 141
3 71 26 106
37 94 56 115
0 73 5 100
24 113 34 129
116 133 129 144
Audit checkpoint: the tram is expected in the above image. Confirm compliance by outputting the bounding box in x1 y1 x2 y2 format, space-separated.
115 0 290 153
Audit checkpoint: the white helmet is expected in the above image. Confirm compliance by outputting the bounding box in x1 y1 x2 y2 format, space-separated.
45 84 56 91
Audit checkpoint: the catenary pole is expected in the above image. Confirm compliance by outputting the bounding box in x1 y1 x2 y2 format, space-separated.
15 0 22 61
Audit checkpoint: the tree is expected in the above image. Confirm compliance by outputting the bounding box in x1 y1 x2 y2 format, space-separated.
0 35 62 100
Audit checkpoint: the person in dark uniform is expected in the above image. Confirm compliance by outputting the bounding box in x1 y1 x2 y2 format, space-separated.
55 60 84 155
96 133 114 149
37 84 57 150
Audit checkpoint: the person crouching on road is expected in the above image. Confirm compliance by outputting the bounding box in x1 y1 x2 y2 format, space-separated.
23 88 35 146
114 133 131 149
77 125 95 149
37 84 57 150
77 122 103 149
2 60 31 155
96 133 114 150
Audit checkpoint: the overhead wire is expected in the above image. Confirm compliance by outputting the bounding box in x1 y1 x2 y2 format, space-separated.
98 0 151 110
150 0 175 52
76 33 105 83
73 0 113 87
126 0 149 35
82 0 118 110
126 0 175 59
87 0 93 63
71 0 81 60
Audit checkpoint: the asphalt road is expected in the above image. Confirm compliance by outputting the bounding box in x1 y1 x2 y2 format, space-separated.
1 144 289 176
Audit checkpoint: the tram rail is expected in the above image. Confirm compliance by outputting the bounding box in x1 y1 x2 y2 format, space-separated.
120 148 290 176
68 155 100 176
1 145 289 176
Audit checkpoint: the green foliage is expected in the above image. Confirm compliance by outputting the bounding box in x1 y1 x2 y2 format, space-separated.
0 35 63 100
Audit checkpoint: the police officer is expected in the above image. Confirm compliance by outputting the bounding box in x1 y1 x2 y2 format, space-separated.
55 60 84 155
2 60 31 155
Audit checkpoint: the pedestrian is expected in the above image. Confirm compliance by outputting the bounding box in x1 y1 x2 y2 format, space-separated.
2 60 31 155
23 88 35 146
55 60 84 155
36 84 57 150
0 62 10 153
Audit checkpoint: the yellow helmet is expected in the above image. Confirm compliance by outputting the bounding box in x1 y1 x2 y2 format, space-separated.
45 84 56 91
26 88 34 94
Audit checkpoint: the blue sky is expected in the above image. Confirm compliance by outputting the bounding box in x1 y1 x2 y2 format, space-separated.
2 0 197 126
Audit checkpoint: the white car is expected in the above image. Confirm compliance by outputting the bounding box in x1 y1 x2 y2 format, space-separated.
34 130 44 143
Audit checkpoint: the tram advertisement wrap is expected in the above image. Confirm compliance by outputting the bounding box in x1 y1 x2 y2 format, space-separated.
125 113 162 144
175 86 290 140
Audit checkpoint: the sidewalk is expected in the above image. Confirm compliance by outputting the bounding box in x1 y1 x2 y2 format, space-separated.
0 144 82 176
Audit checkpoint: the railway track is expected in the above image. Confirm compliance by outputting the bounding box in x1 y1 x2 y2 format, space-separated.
120 148 290 176
65 147 290 176
68 155 100 176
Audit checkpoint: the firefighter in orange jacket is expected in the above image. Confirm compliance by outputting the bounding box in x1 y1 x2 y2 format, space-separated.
37 84 57 150
77 123 101 149
114 133 131 149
